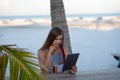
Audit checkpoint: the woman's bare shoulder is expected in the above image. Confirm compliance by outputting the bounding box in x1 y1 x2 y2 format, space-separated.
38 49 48 56
63 46 68 51
62 46 70 55
38 49 44 55
38 49 44 53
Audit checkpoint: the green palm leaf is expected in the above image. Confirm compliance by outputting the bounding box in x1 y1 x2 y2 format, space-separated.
0 52 8 80
0 44 46 80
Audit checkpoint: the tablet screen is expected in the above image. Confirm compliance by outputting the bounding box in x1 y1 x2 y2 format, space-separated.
62 53 80 71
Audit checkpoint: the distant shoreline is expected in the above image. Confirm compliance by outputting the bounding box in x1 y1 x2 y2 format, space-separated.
0 16 120 31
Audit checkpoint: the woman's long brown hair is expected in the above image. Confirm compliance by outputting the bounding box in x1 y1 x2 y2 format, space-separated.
40 27 64 51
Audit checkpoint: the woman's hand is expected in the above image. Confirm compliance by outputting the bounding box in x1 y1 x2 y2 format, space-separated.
48 45 56 55
69 66 77 74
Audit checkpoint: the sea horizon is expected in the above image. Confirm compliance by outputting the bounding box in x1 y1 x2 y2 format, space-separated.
0 13 120 20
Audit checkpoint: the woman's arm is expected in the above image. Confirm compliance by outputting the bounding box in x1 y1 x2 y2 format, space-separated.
63 47 77 74
38 46 56 72
38 50 52 72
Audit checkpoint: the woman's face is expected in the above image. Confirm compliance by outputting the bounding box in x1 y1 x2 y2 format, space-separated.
52 35 63 48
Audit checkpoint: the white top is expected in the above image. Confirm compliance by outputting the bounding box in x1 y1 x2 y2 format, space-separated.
50 50 64 73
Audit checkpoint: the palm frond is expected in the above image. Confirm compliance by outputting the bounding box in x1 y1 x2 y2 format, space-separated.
0 44 46 80
0 52 8 80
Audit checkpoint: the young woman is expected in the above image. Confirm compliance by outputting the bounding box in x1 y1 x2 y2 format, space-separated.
38 27 77 74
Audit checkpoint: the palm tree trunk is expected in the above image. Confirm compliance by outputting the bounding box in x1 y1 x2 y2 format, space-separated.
50 0 72 53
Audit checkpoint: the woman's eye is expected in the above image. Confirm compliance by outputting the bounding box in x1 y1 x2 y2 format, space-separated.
60 39 62 40
55 38 58 40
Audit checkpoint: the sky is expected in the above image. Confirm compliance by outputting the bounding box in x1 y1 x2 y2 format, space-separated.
0 0 120 16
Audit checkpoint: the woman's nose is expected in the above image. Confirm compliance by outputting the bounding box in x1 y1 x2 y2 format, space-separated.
57 40 61 43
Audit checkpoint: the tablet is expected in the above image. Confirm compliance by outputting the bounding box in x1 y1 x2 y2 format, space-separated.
62 53 80 71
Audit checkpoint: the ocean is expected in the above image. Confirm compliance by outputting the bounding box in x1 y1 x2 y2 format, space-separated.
0 25 120 72
0 13 120 20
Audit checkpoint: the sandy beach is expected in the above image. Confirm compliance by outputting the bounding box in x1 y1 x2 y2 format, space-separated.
0 16 120 31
